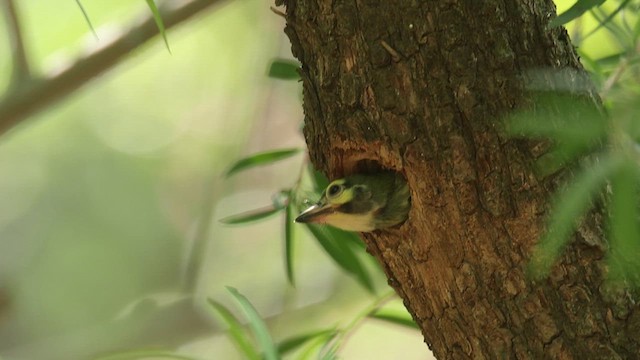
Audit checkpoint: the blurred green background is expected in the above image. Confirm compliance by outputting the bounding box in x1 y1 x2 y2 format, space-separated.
0 1 425 359
0 0 627 359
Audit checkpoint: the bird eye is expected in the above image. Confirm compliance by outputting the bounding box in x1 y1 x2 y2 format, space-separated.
327 184 343 198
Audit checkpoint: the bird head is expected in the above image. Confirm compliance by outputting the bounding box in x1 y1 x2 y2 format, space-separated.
295 172 410 232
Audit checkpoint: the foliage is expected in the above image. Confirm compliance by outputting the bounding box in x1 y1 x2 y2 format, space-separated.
506 0 640 287
144 0 171 52
208 288 412 359
221 142 379 293
3 0 640 359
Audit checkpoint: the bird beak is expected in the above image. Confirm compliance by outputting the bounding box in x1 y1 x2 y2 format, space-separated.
295 200 334 224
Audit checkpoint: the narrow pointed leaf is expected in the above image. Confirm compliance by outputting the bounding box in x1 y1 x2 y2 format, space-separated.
529 154 622 279
74 0 98 39
369 308 419 329
583 0 633 40
284 202 296 286
207 299 260 360
226 148 302 177
305 224 375 293
276 329 334 355
607 163 640 286
145 0 171 52
550 0 606 27
225 287 279 360
325 226 366 250
507 94 607 145
634 11 640 41
590 6 629 44
220 205 283 225
297 332 336 360
94 350 199 360
268 59 300 80
308 164 330 193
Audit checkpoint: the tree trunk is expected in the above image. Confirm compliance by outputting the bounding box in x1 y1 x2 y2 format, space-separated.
278 0 640 359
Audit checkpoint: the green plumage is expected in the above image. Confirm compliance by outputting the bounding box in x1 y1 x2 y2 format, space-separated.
295 171 411 232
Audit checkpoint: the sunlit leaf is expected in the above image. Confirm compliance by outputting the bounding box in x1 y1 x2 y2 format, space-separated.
308 164 330 193
590 6 631 47
324 226 366 250
606 163 640 286
74 0 98 40
369 308 419 329
529 154 623 279
284 202 295 286
277 329 335 355
582 0 633 40
297 332 337 360
305 224 375 293
94 350 198 360
550 0 605 27
226 287 279 360
594 52 625 68
318 337 339 360
226 148 302 177
207 299 260 360
220 205 284 225
268 59 300 80
506 93 607 169
145 0 171 53
634 10 640 41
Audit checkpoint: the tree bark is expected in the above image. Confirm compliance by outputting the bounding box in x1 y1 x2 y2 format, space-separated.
278 0 640 358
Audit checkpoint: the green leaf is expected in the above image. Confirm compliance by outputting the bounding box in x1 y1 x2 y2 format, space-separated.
589 6 630 47
74 0 98 40
529 154 623 279
226 148 302 177
606 162 640 286
550 0 606 27
220 205 284 225
296 332 337 360
268 59 300 80
594 52 625 68
318 337 339 360
225 287 279 360
145 0 171 53
506 93 607 169
207 299 260 360
324 226 366 250
582 0 633 40
634 10 640 41
276 329 335 355
94 349 196 360
93 350 199 360
305 224 375 293
309 164 330 193
369 308 419 329
94 350 198 360
284 202 295 286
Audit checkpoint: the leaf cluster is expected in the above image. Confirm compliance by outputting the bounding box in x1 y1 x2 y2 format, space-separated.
508 0 640 286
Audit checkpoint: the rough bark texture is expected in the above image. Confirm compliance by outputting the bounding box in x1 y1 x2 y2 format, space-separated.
278 0 640 359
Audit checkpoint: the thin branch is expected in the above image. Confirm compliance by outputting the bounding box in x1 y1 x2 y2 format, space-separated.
0 0 226 136
1 0 31 85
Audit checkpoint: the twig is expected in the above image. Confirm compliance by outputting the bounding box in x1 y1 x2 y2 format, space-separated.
0 0 225 136
1 0 30 85
601 38 640 99
269 6 286 18
380 40 401 62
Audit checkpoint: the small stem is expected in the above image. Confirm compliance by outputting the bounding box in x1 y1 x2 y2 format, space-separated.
0 0 223 136
1 0 31 85
323 290 398 356
600 38 640 99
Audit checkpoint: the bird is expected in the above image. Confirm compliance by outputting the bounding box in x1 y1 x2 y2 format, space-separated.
295 171 410 232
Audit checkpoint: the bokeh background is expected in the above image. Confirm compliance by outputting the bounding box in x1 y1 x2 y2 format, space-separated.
0 0 622 359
